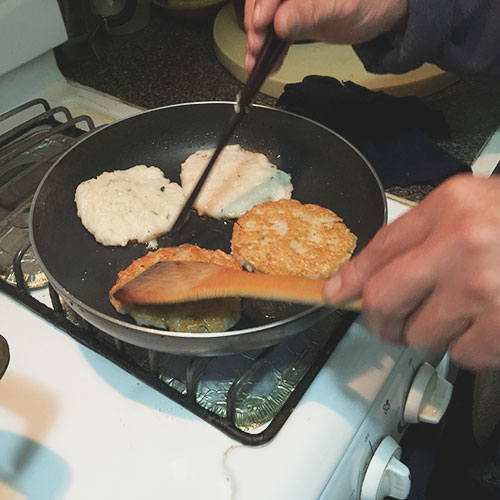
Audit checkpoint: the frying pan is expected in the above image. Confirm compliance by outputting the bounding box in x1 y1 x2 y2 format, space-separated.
30 102 386 356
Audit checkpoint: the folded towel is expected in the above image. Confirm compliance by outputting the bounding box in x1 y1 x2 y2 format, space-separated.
277 75 470 189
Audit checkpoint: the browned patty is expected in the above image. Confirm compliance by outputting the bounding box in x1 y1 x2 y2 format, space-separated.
231 199 357 278
109 244 242 333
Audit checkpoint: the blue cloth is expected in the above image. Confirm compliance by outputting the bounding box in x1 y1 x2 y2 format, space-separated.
277 75 470 189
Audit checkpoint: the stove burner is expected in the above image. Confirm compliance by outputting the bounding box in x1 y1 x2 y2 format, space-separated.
0 98 95 287
0 98 358 445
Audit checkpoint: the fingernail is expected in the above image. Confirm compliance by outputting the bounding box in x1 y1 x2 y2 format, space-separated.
323 274 342 301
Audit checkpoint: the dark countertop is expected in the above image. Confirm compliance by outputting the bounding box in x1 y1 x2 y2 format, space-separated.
58 5 500 202
59 6 276 108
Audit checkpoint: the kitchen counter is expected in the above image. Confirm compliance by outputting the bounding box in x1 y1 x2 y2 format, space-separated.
58 4 500 201
58 6 276 110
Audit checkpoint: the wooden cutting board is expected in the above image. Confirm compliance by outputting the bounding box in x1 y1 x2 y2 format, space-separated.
214 4 459 98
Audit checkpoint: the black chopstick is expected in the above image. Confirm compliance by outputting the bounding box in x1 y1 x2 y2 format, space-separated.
170 26 287 233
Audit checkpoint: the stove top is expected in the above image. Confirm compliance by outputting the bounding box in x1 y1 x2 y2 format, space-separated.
0 92 450 500
0 96 361 445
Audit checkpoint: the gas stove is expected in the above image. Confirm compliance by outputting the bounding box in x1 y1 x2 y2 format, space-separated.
0 2 456 500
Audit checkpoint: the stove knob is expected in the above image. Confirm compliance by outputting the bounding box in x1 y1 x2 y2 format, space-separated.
403 361 453 424
360 435 411 500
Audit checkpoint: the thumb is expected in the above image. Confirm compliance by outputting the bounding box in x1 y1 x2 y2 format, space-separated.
322 256 366 304
323 200 435 303
274 0 321 40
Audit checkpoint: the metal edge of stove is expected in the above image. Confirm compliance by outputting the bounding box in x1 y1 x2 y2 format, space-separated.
471 120 500 177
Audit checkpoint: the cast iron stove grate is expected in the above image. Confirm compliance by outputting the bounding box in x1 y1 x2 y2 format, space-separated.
0 98 358 445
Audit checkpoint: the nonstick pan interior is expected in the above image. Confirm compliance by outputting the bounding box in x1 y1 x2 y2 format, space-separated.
30 102 386 338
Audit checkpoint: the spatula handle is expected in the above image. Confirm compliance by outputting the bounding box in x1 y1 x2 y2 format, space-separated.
192 267 362 311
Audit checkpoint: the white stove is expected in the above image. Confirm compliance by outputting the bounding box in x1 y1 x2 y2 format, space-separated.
0 2 457 500
0 280 448 500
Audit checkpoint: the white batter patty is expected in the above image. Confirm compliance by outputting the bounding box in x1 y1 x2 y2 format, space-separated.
75 165 185 246
180 144 293 219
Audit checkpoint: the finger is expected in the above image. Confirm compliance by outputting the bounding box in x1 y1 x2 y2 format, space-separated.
252 0 281 31
323 173 476 304
358 231 467 344
402 283 474 353
274 0 347 42
448 314 500 372
244 0 258 72
244 0 257 33
323 204 435 303
245 34 266 72
360 243 439 344
244 0 282 72
274 0 408 45
362 229 493 348
247 32 290 74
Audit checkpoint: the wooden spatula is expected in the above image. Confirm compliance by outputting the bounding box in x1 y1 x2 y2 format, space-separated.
112 261 362 311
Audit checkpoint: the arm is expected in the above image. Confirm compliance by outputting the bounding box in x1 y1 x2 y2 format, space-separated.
245 0 500 76
244 0 408 72
355 0 500 76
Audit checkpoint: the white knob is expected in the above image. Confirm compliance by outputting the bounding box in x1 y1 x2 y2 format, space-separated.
403 362 453 424
360 435 411 500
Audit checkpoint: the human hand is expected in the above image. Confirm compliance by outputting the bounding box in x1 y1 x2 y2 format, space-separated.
244 0 408 72
323 174 500 372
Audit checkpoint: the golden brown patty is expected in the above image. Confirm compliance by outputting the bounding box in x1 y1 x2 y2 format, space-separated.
110 244 242 333
231 199 357 278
